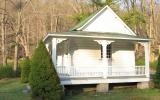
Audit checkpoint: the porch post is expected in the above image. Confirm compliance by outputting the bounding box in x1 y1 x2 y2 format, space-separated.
52 38 67 66
102 43 107 59
139 42 150 78
102 43 108 78
94 40 114 78
144 42 150 78
52 38 57 65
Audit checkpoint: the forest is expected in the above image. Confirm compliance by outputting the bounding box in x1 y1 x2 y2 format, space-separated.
0 0 160 71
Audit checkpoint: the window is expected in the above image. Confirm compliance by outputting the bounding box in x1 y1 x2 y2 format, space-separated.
101 45 103 58
106 44 111 58
101 44 112 58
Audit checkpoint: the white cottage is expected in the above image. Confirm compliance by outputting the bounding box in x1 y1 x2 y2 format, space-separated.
44 6 151 91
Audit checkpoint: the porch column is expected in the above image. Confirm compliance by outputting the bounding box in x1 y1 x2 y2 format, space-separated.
52 38 57 65
102 43 108 78
102 43 107 59
139 42 150 78
52 38 67 66
94 40 114 78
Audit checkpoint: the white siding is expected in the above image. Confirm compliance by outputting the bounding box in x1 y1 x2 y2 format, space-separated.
83 7 136 36
73 49 102 67
112 41 135 67
70 39 102 67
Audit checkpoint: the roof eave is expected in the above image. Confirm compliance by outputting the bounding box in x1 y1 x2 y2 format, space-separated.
45 33 151 42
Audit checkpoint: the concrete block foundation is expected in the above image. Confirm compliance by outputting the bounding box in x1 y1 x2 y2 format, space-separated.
96 83 109 92
137 82 149 89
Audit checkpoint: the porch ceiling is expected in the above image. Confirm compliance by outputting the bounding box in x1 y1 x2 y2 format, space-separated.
43 31 151 42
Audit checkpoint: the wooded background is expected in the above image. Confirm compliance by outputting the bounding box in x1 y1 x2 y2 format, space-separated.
0 0 160 70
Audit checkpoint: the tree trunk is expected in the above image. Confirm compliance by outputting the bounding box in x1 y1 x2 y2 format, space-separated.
14 11 21 71
26 17 30 57
50 7 53 32
14 38 18 71
24 45 30 57
1 0 7 66
140 0 146 13
149 0 156 62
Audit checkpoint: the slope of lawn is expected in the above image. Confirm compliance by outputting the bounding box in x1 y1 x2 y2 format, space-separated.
0 78 31 100
1 78 160 100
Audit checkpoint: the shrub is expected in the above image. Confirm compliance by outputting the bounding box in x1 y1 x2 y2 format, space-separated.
29 40 63 100
154 55 160 88
0 64 15 79
21 57 30 83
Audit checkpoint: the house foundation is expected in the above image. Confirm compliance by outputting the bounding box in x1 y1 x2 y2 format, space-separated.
137 82 149 89
96 83 109 92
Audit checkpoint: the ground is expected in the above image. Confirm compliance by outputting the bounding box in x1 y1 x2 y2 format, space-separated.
0 78 160 100
65 88 160 100
0 78 31 100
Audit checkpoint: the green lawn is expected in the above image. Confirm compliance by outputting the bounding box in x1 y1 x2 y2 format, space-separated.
65 88 160 100
1 78 160 100
0 78 31 100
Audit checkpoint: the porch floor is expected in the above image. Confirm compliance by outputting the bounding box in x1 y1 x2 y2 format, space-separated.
60 75 147 80
59 75 149 85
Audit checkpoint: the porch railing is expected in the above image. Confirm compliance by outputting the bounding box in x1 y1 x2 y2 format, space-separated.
56 66 146 78
56 66 104 78
108 66 145 76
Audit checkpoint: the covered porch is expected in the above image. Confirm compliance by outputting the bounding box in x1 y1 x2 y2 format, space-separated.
44 31 150 84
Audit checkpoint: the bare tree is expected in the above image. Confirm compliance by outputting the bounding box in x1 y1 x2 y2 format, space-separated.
1 0 7 66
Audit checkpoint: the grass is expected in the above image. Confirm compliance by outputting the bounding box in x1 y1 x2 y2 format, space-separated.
0 78 31 100
1 78 160 100
65 88 160 100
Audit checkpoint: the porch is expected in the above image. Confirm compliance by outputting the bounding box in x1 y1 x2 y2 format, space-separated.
44 31 150 85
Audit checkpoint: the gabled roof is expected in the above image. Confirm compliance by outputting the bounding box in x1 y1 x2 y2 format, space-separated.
70 7 104 31
43 5 151 42
71 5 136 36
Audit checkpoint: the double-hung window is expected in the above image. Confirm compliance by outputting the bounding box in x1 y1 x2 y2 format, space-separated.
101 44 112 58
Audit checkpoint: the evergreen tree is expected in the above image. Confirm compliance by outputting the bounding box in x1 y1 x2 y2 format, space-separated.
29 40 63 100
154 55 160 88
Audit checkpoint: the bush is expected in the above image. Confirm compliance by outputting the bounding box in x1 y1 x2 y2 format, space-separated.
0 64 15 79
154 55 160 88
29 40 64 100
21 57 30 83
